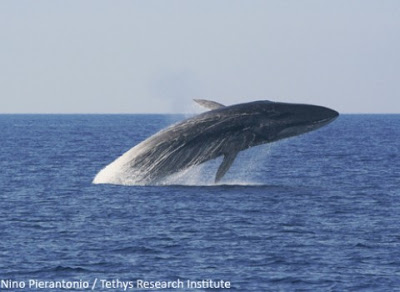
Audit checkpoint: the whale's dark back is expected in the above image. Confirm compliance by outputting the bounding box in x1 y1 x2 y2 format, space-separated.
129 102 270 183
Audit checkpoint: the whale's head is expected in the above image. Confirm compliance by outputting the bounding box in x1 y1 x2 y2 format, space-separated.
252 101 339 142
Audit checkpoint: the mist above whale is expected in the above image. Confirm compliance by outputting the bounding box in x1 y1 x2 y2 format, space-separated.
93 99 339 185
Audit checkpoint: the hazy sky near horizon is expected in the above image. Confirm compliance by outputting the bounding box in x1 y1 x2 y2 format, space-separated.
0 1 399 113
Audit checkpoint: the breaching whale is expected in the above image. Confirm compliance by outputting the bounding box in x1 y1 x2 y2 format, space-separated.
93 99 338 185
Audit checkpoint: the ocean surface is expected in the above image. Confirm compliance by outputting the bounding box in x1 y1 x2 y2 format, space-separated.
0 114 399 291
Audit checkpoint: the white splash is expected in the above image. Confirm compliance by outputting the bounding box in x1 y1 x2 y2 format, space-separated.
92 143 149 186
93 143 272 187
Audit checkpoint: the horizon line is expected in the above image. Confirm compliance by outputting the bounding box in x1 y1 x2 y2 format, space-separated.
0 112 399 115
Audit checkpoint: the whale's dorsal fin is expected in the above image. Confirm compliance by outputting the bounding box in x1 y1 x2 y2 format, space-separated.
215 151 238 183
193 99 225 110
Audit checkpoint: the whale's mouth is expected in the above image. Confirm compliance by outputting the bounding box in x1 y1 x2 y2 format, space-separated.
278 115 338 139
313 115 338 126
304 116 338 131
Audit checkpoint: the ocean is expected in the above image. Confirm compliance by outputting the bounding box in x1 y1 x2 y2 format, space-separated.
0 114 399 291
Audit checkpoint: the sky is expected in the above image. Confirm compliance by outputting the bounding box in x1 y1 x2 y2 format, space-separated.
0 0 399 114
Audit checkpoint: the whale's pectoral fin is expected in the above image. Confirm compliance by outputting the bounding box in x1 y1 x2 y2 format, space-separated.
193 99 225 110
215 151 238 183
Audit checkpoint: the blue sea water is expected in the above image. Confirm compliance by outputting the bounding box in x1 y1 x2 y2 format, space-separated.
0 114 400 291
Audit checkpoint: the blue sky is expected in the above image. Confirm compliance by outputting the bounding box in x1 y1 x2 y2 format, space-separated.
0 1 399 113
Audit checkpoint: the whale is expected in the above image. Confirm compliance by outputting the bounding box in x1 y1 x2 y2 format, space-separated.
93 99 339 185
